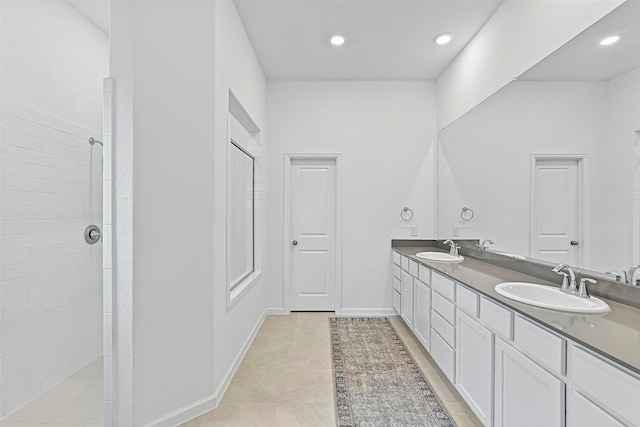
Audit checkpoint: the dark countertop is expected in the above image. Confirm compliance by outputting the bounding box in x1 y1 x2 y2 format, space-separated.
393 245 640 375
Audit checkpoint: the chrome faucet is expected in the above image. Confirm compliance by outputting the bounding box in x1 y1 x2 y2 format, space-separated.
628 264 640 285
443 239 460 256
605 271 624 282
552 264 577 293
478 239 494 251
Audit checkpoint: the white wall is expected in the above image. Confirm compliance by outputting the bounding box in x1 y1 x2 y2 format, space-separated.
437 81 634 273
212 0 269 398
436 0 623 130
266 81 437 314
0 1 107 418
0 1 107 131
110 1 268 425
110 2 216 425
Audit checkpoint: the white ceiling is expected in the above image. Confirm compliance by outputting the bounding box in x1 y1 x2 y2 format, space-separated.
234 0 502 80
519 1 640 81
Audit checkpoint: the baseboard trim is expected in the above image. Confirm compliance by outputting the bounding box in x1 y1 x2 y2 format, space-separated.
145 307 275 427
337 308 398 316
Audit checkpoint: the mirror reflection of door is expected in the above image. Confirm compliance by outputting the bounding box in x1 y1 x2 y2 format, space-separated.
531 158 582 266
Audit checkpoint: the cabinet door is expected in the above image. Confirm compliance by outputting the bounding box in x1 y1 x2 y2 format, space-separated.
414 280 431 350
569 391 625 427
495 338 564 427
457 311 493 426
401 271 414 328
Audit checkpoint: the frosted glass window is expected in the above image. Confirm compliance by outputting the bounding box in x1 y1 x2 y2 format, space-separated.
228 140 254 290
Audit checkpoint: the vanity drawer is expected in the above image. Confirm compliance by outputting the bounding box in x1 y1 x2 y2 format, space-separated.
431 328 455 383
393 264 402 280
401 255 409 271
432 310 455 347
393 275 401 292
480 297 512 338
418 265 431 285
392 251 401 266
432 291 455 325
514 315 565 375
572 346 640 426
392 289 401 314
456 284 479 317
432 271 455 301
409 260 419 277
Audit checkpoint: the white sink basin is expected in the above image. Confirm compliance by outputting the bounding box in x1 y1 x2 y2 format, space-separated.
495 282 610 314
416 252 464 263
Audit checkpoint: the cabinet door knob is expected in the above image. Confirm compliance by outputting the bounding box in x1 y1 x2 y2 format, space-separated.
570 240 579 246
292 240 298 246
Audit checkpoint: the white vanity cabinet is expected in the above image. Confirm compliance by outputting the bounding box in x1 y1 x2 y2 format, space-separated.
392 252 401 314
494 337 564 427
568 345 640 426
414 278 431 350
456 308 493 426
390 249 640 427
401 270 414 328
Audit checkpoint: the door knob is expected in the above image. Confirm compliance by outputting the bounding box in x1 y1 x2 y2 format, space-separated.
292 240 298 246
570 240 579 246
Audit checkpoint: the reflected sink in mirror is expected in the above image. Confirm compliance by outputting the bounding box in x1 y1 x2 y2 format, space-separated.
416 252 464 263
495 282 610 314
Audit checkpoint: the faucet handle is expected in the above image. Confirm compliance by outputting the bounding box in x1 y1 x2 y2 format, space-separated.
578 278 596 298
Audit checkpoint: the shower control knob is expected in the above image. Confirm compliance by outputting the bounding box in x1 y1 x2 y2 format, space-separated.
292 240 298 246
570 240 579 246
84 225 101 244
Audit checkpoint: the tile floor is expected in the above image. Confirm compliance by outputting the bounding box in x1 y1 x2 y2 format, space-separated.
182 312 482 427
0 313 481 427
0 358 103 427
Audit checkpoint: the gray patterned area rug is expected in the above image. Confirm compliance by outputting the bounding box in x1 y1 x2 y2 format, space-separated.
330 317 455 427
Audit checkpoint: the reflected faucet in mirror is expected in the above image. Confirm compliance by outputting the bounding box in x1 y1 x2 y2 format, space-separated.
605 264 640 286
477 239 494 251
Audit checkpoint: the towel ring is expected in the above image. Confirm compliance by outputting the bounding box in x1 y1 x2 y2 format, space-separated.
401 207 414 221
461 206 474 221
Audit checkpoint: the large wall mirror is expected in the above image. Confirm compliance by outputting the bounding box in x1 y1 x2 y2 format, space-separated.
437 0 640 285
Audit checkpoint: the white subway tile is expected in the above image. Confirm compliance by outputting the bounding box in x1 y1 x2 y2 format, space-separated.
1 113 30 134
1 175 40 192
2 261 41 281
1 332 31 357
0 190 18 206
40 139 80 160
28 357 62 387
18 232 52 248
2 301 40 325
3 129 41 151
16 192 53 206
0 248 31 265
40 219 82 232
0 376 30 405
1 291 29 312
1 235 19 250
16 272 51 291
49 231 78 245
1 100 19 115
103 268 112 314
103 313 112 357
1 324 17 343
40 254 83 272
0 143 18 160
1 158 31 176
29 277 79 302
1 205 38 220
1 219 40 236
1 279 17 296
1 367 17 388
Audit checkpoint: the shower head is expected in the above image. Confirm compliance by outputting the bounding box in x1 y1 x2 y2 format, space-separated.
89 137 103 147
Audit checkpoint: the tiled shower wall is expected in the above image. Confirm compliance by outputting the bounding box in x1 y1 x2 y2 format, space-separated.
0 104 103 418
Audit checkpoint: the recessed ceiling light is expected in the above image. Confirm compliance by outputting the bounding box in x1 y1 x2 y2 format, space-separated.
434 33 453 46
600 35 620 46
330 35 345 46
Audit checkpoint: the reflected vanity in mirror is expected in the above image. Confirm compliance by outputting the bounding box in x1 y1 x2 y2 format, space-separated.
437 1 640 287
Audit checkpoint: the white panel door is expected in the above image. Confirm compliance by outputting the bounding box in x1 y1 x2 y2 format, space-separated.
532 159 580 265
495 338 564 427
290 159 336 311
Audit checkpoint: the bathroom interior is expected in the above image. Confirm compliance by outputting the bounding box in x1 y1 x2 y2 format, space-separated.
0 0 639 426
